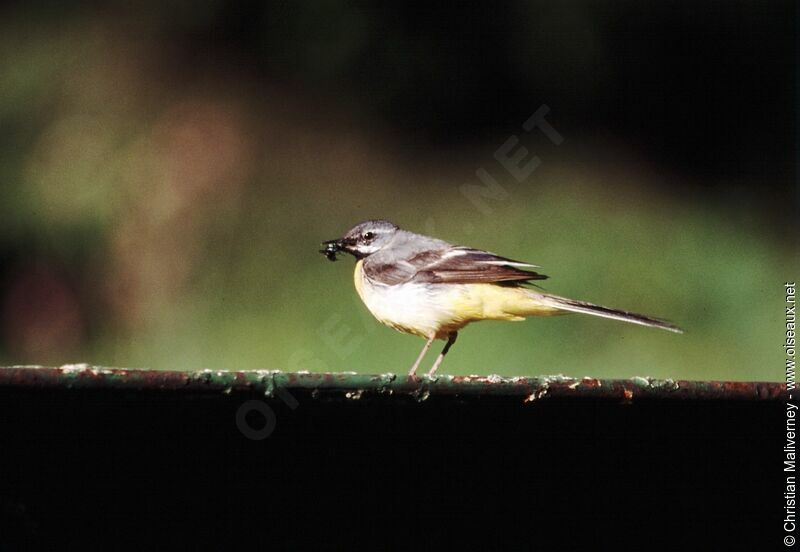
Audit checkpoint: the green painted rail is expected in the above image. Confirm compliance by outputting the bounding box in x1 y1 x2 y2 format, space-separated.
0 365 786 402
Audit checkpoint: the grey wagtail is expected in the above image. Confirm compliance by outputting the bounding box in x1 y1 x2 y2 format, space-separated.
321 220 682 377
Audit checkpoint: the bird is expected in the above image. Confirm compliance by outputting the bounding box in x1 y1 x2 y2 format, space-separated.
320 219 682 377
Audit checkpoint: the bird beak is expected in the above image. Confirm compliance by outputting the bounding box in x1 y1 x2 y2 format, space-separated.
320 238 352 261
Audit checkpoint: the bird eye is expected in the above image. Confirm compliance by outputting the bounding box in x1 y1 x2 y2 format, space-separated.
362 232 374 241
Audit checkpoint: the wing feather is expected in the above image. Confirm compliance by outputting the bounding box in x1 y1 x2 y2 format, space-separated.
363 246 546 285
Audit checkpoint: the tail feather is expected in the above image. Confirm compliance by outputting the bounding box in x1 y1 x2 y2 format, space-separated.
539 294 683 334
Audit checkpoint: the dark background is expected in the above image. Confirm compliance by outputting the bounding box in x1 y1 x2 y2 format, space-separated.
79 1 797 212
10 0 790 205
0 388 785 550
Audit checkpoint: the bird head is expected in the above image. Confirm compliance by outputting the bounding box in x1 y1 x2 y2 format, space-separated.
320 220 399 261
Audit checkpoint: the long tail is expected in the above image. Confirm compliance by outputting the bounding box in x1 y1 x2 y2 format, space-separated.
537 294 683 334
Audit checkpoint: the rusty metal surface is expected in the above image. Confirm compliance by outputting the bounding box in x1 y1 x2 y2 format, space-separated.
0 365 786 401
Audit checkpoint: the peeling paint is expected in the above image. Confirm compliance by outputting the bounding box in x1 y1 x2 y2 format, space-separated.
262 374 275 398
345 390 363 400
581 377 601 387
649 378 679 391
524 383 550 403
60 363 90 374
414 389 430 402
541 374 573 383
623 388 634 400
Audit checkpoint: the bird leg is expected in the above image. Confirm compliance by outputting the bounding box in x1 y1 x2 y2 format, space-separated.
408 334 436 376
427 332 458 377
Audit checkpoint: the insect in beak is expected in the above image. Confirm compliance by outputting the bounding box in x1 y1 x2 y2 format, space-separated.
320 239 343 262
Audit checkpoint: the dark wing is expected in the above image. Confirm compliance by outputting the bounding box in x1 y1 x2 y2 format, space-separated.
416 247 548 284
363 247 547 285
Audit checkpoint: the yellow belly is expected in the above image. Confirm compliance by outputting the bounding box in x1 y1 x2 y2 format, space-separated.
353 260 563 338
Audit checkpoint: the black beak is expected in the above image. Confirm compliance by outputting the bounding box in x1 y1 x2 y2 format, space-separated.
320 238 347 262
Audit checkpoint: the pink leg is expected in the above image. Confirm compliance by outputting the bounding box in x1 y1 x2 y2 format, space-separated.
408 334 435 376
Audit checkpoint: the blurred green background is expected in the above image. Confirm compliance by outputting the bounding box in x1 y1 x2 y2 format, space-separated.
0 1 795 381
